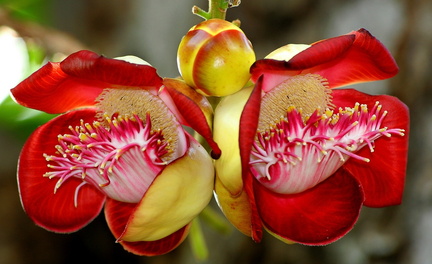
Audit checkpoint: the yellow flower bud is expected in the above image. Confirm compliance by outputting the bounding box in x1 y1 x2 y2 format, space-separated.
177 19 256 97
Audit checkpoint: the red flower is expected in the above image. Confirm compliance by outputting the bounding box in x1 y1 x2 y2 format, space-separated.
11 51 221 255
213 29 409 245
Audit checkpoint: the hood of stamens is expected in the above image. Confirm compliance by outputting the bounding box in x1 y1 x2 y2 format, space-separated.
95 88 187 162
258 74 332 133
250 101 405 195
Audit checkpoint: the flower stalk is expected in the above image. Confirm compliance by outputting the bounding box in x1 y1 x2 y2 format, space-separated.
189 218 209 261
192 0 241 20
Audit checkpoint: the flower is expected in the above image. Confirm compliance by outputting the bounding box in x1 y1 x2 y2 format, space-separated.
11 50 221 255
177 18 256 97
213 29 409 245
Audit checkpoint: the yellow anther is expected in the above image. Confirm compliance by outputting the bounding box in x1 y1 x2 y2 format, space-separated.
99 182 109 187
79 133 89 141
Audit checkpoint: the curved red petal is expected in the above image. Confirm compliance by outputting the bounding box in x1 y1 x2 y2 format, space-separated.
11 50 163 114
10 62 105 113
239 77 264 241
251 29 398 90
254 169 364 245
61 50 163 88
332 89 409 207
163 78 221 158
104 198 189 256
18 108 106 233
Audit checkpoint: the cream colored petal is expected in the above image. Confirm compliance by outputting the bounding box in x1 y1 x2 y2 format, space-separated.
213 86 253 195
120 136 214 242
265 44 311 61
114 55 151 66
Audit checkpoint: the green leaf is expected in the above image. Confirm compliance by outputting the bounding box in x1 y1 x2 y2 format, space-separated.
0 0 54 25
0 96 56 139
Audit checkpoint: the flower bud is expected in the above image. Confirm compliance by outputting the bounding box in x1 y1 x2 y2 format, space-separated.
177 19 255 97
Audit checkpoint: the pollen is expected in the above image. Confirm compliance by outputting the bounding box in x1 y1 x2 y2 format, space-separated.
258 74 332 133
95 88 181 162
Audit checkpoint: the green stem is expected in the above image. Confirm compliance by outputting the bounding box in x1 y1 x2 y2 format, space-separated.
189 218 209 261
192 0 241 20
200 206 232 235
209 0 229 19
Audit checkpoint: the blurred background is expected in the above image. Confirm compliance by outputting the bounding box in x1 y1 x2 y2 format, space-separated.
0 0 430 263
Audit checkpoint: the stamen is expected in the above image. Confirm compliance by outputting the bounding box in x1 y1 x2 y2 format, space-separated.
74 182 87 207
95 88 183 161
250 102 405 194
43 113 175 203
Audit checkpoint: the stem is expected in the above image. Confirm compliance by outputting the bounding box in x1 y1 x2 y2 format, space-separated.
200 206 232 234
189 218 209 261
209 0 229 19
192 0 241 20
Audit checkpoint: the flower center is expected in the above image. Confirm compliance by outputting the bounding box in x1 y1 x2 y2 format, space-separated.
95 88 184 161
44 113 181 204
44 88 188 204
250 102 405 194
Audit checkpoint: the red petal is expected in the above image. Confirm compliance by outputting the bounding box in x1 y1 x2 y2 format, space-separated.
239 76 264 241
104 198 190 256
11 50 163 114
254 169 364 245
11 62 105 113
17 109 106 233
61 50 163 88
251 29 398 90
163 78 221 159
332 89 409 207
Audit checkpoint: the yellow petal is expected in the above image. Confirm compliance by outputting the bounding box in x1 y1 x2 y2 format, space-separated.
265 226 296 244
120 137 214 242
214 175 252 236
213 87 252 195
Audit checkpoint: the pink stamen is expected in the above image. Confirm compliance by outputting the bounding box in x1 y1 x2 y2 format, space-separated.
250 102 405 194
43 113 170 204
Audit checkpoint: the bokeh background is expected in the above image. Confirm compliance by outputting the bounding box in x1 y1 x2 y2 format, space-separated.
0 0 431 263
